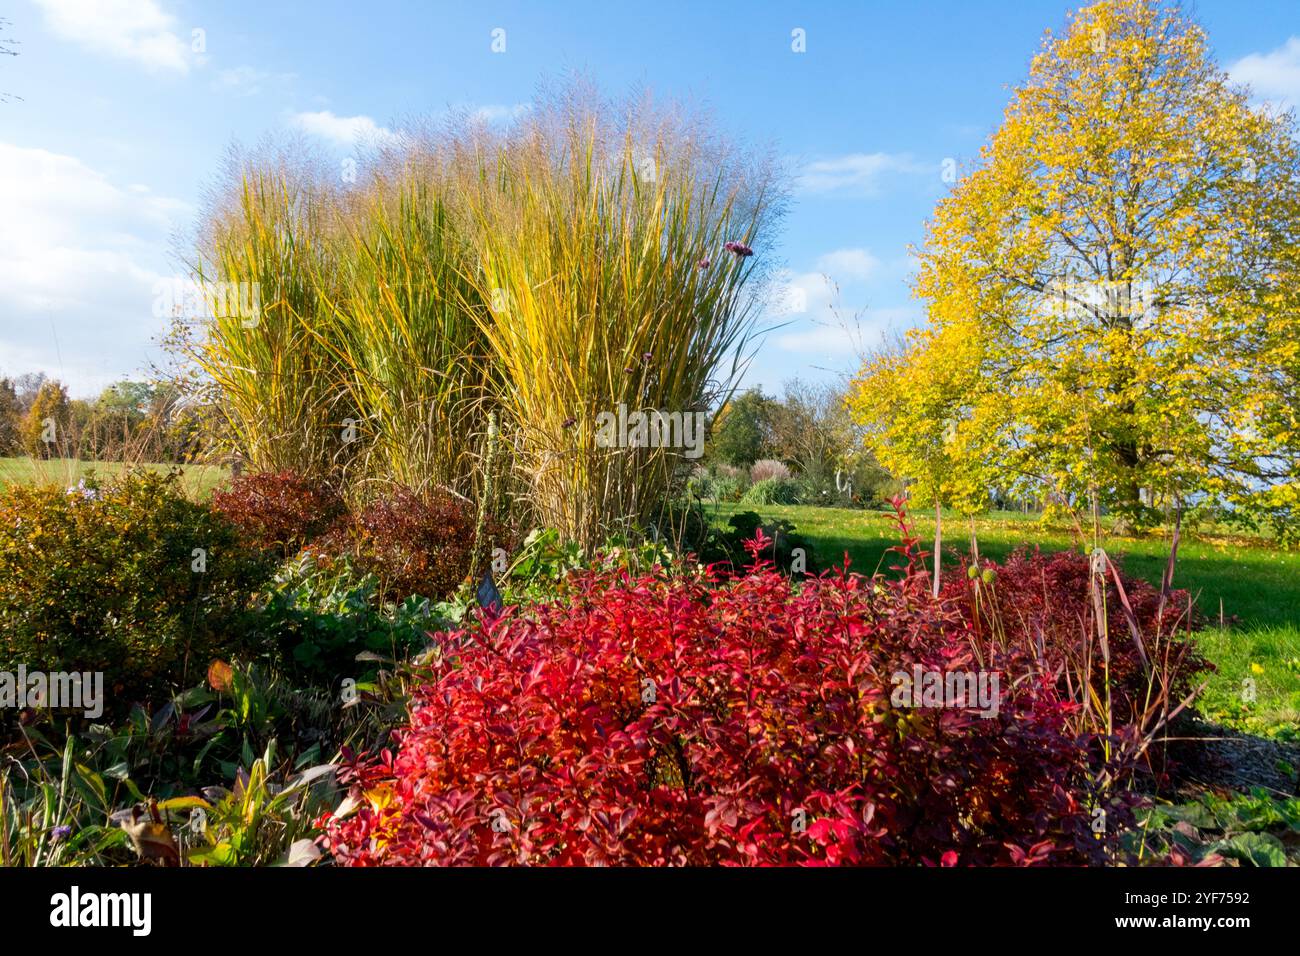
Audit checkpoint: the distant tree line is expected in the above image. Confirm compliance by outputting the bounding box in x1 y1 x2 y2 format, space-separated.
704 378 1049 513
0 373 209 463
700 379 900 508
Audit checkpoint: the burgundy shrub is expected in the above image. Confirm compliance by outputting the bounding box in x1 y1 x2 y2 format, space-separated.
313 487 498 603
212 470 346 559
942 547 1211 727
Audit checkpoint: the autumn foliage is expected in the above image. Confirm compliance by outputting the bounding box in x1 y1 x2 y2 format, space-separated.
313 487 498 603
212 470 347 559
0 470 267 709
944 548 1210 735
212 471 501 602
319 522 1211 866
849 0 1300 536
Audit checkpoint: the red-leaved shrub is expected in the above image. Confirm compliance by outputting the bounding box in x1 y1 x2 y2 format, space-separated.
212 470 346 559
943 548 1211 732
324 531 1134 866
313 487 498 602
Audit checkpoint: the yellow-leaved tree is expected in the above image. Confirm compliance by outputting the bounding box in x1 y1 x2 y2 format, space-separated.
850 0 1300 541
21 381 70 459
850 324 997 594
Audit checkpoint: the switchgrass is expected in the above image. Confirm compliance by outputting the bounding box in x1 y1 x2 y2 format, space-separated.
182 85 783 541
460 114 772 545
190 169 344 479
310 178 489 497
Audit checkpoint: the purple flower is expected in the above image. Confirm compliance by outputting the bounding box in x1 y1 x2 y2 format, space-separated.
51 825 72 843
723 241 753 258
561 417 577 429
642 352 653 362
698 258 711 269
65 479 99 501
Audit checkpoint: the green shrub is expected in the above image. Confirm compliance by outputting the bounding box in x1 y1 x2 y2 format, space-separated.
740 476 801 506
500 527 688 605
0 470 269 710
712 475 746 502
501 527 589 603
252 553 457 684
686 467 747 503
795 466 841 507
845 455 904 508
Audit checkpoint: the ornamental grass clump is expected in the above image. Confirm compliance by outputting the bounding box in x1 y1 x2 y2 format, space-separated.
189 157 346 480
455 91 780 547
307 172 492 497
181 83 784 547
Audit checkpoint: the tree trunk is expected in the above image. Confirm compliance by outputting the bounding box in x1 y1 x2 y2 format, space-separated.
1111 422 1144 520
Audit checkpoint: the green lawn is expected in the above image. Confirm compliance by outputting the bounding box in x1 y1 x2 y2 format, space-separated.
0 457 229 498
1194 624 1300 737
710 501 1300 734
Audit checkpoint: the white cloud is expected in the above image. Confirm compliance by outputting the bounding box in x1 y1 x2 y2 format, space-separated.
769 249 900 318
774 306 920 360
795 152 920 196
0 142 189 396
815 248 880 282
289 110 399 147
1230 37 1300 113
770 271 828 317
767 251 903 330
33 0 193 73
774 323 859 354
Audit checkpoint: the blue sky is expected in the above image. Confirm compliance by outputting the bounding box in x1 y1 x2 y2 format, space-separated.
1 0 1298 398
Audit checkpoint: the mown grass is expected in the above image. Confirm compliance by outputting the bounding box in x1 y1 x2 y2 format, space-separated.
1195 625 1300 738
710 501 1300 734
0 458 228 498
